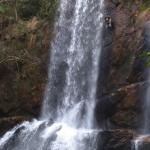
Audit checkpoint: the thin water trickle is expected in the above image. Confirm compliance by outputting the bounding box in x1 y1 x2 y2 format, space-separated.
132 21 150 150
0 0 104 149
143 74 150 134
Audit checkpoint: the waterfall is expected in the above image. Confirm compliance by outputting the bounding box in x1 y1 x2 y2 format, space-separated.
142 79 150 134
139 21 150 135
143 45 150 135
0 0 104 149
41 0 103 128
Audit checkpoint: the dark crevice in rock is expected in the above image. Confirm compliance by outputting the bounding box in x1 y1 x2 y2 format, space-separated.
0 109 8 118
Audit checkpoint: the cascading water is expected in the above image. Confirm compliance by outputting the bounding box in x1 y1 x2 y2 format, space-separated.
143 55 150 135
0 0 104 149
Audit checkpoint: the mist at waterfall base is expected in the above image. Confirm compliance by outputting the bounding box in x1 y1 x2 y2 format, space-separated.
0 0 104 149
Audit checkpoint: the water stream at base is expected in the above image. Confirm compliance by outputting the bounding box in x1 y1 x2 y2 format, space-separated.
0 0 104 149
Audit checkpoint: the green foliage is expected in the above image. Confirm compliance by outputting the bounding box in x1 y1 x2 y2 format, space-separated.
15 20 27 36
0 0 58 21
0 6 5 14
38 0 58 21
140 3 147 11
139 51 150 57
139 51 150 67
18 0 40 20
123 0 149 3
147 58 150 67
123 0 149 11
0 2 15 21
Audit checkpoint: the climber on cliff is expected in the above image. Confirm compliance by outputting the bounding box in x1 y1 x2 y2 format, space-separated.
104 13 112 27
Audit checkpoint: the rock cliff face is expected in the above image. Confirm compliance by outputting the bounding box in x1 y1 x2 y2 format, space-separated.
97 0 150 96
95 0 150 149
0 15 55 135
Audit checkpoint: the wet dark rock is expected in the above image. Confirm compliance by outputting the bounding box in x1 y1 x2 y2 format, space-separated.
38 122 47 131
97 129 135 150
36 119 53 131
136 136 150 150
137 143 150 150
95 89 126 124
47 118 54 126
14 126 25 135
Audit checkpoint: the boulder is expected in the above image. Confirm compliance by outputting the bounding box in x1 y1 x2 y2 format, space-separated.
95 89 126 124
96 81 149 129
97 129 136 150
112 82 149 129
116 82 147 110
